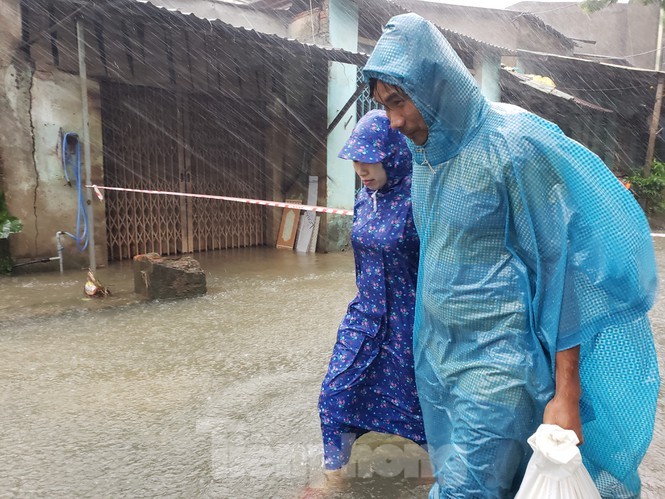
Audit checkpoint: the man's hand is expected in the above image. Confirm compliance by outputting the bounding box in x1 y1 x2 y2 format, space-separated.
543 345 583 444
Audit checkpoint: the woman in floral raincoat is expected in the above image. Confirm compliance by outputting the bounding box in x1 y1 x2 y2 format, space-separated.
318 110 427 482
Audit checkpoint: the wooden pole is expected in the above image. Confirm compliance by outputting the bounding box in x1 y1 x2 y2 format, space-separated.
645 72 665 177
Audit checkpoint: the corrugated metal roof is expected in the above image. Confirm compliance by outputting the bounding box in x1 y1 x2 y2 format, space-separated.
391 0 574 52
508 9 576 50
515 50 662 114
518 49 663 77
140 0 510 57
375 0 514 55
133 0 369 65
504 68 612 112
195 0 292 9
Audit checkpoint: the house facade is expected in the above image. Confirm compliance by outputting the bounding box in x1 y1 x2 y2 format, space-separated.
1 0 505 269
0 0 365 268
4 0 654 271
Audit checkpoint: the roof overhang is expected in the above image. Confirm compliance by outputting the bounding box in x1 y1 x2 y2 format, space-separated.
502 68 612 113
134 0 368 65
517 50 661 92
23 0 368 80
356 0 511 59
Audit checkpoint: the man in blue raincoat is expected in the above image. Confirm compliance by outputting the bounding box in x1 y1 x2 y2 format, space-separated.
363 13 660 498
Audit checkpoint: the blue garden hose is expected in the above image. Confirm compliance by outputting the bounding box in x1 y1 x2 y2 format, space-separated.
61 132 89 252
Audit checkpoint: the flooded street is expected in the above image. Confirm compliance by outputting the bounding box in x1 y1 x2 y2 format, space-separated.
1 241 664 498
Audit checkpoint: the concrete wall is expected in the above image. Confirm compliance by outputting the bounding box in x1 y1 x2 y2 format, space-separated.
289 0 358 251
289 7 329 46
28 71 106 269
510 1 661 69
325 0 359 251
474 52 502 102
0 0 107 269
394 0 572 55
0 0 34 262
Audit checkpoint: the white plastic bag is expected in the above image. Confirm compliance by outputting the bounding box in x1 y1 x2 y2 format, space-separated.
515 424 601 499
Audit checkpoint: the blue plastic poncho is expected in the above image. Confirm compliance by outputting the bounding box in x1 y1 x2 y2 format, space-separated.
364 14 659 498
319 110 426 469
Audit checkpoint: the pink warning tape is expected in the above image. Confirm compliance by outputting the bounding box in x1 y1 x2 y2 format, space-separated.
87 185 354 216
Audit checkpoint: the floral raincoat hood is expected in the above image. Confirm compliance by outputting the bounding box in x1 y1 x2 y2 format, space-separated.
338 109 412 190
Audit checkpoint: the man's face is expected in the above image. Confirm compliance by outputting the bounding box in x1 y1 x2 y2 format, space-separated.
373 81 429 146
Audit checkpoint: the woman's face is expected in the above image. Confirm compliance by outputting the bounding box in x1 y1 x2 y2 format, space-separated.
353 161 388 191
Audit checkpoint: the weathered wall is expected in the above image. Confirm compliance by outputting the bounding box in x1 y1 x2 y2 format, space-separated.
289 7 329 46
394 0 573 55
0 0 107 269
287 0 358 252
0 0 35 261
510 1 661 69
27 70 107 268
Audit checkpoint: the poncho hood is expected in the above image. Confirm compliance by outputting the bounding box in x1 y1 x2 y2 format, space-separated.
363 13 490 164
338 109 412 190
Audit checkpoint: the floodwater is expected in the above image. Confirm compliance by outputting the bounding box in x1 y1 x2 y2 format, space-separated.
0 241 664 498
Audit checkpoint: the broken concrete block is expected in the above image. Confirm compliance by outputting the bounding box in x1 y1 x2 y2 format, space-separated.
133 253 207 300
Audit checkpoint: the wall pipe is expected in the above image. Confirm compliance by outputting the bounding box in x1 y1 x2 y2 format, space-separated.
11 232 64 273
656 7 665 71
56 231 64 274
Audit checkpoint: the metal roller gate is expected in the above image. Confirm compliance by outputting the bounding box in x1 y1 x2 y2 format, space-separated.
100 82 267 261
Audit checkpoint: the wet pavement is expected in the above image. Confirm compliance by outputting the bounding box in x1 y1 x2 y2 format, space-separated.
0 241 663 498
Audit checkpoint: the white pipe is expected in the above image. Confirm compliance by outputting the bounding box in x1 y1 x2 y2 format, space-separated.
56 231 64 274
656 7 665 71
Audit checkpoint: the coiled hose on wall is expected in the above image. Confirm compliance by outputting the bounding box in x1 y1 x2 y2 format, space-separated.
61 132 89 251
